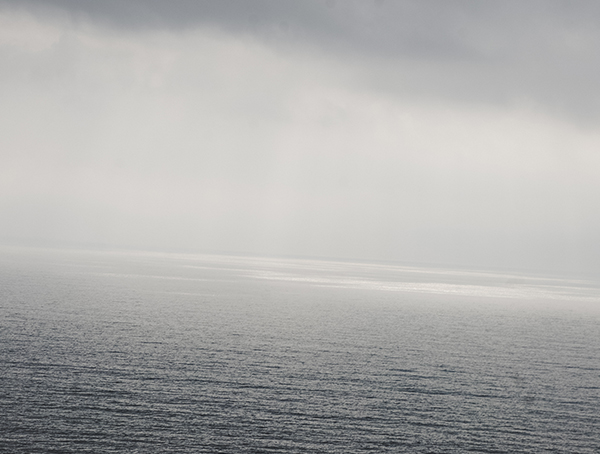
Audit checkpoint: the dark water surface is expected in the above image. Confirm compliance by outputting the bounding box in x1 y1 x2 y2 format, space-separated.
1 247 599 453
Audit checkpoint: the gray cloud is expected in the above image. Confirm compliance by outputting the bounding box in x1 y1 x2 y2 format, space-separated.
1 0 600 276
6 0 600 122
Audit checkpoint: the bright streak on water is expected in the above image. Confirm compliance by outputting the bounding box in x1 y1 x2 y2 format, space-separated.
1 246 599 452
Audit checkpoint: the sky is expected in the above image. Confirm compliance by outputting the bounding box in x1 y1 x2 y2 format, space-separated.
1 0 600 276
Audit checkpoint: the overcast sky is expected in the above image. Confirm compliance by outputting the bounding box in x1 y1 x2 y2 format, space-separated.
1 0 600 275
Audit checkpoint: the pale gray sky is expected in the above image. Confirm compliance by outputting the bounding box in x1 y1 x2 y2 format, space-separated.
1 0 599 276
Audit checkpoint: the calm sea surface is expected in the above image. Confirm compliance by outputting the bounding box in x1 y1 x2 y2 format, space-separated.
1 246 599 453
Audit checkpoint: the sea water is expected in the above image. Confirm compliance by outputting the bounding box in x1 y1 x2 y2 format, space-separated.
1 246 599 453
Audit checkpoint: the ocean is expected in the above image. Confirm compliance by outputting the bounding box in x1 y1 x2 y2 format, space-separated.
1 246 599 453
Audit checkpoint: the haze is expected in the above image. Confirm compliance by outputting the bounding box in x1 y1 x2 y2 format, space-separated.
1 0 600 276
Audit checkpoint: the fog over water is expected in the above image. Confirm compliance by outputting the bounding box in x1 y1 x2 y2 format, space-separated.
2 4 600 451
1 0 600 276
